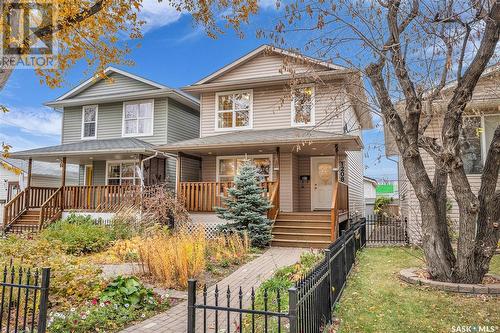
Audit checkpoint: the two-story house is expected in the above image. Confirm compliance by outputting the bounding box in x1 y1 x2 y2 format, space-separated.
7 45 372 248
159 45 373 247
6 67 200 231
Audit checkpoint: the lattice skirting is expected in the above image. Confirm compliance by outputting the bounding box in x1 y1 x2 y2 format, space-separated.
182 223 224 239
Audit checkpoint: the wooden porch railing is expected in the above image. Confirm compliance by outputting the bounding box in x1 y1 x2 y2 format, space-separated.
330 182 349 241
39 187 63 230
63 185 139 212
2 187 58 230
179 181 277 212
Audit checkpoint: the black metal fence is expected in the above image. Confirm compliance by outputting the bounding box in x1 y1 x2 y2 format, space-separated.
365 215 409 245
0 266 50 333
187 219 367 333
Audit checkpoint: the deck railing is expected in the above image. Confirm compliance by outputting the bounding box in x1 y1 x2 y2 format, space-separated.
179 181 277 212
63 185 139 212
39 188 63 230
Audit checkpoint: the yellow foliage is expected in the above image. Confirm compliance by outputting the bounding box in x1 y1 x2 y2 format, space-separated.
89 237 143 264
138 229 249 289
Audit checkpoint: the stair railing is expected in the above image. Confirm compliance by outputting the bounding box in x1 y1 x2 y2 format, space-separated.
330 181 349 241
2 188 28 231
38 187 63 230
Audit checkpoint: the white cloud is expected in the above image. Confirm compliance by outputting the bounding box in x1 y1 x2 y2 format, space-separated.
0 106 61 137
139 0 184 32
258 0 280 10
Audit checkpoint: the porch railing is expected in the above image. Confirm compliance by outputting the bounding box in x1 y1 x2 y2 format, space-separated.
330 182 349 240
63 185 139 212
2 187 58 230
179 181 277 212
39 188 63 230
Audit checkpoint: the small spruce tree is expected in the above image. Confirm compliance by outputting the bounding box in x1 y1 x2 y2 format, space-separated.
215 160 273 248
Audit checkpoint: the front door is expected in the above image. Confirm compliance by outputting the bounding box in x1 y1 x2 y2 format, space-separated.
84 165 93 185
311 156 336 210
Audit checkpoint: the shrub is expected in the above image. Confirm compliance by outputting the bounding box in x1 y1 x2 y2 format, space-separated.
100 276 156 308
41 217 114 255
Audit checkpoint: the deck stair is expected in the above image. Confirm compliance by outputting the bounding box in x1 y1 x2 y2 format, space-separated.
271 212 332 248
4 209 40 234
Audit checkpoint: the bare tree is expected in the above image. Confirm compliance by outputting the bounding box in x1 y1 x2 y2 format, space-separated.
170 0 499 283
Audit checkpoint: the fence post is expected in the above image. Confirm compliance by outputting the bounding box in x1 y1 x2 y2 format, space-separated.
324 248 333 310
187 279 197 333
341 230 347 279
404 217 410 245
288 287 298 333
37 267 51 333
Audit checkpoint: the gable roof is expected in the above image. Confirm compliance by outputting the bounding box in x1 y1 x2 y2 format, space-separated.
0 157 78 179
193 44 346 85
55 67 167 102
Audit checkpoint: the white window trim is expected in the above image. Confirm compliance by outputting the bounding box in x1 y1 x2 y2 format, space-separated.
291 85 315 127
215 154 273 181
81 105 98 140
214 89 253 132
122 99 155 137
105 160 139 185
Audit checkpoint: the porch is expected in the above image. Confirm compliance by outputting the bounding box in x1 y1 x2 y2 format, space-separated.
160 128 357 247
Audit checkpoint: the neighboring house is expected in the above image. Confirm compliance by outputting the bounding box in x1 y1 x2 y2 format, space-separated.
363 176 377 216
9 67 200 231
384 66 500 243
0 158 78 225
159 45 373 247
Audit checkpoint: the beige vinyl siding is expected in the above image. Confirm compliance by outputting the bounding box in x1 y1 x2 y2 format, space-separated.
346 150 365 217
62 98 168 145
292 154 299 211
200 83 346 137
167 99 200 143
211 53 327 83
201 156 217 182
297 156 311 211
75 72 157 99
165 157 177 190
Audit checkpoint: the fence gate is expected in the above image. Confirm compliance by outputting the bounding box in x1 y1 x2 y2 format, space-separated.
365 215 409 245
0 266 50 333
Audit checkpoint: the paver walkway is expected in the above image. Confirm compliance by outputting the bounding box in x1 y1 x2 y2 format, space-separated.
120 247 307 333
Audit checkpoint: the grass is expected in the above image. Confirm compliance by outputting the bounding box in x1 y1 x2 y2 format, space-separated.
335 248 500 333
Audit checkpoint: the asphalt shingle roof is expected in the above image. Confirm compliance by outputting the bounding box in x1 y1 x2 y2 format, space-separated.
10 138 155 157
159 128 360 150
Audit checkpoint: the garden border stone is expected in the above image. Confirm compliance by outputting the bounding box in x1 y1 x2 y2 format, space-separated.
399 268 500 295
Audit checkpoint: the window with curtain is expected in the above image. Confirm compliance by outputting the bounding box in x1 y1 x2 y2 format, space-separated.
123 100 153 136
216 91 251 129
217 156 272 181
107 162 139 185
82 105 97 139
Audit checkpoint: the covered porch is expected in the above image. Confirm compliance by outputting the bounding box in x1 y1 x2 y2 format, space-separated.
159 128 359 244
4 138 172 233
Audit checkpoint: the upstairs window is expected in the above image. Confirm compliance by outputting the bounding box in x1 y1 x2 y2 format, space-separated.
82 105 97 139
216 90 252 130
460 113 500 174
291 86 315 126
123 100 154 136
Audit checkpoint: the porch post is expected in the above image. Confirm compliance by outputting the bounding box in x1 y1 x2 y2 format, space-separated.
61 157 66 210
331 145 340 241
25 158 32 208
176 152 183 197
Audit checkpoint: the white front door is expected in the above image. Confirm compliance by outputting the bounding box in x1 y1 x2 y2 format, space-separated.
311 156 336 210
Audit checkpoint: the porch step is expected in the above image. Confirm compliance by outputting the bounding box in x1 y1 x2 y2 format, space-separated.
4 209 41 234
272 225 331 233
273 220 331 228
271 212 333 249
276 212 330 221
272 232 330 242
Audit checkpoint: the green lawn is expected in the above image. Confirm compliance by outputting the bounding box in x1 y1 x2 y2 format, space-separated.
335 248 500 333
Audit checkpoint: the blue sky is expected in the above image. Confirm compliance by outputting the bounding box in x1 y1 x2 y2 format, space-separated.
0 1 397 181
